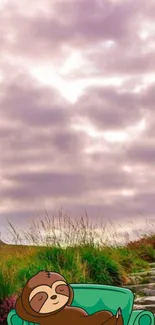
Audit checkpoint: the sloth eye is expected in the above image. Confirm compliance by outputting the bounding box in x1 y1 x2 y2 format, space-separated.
38 296 43 300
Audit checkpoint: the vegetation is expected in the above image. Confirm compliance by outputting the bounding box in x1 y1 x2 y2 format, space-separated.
0 295 17 325
1 210 155 302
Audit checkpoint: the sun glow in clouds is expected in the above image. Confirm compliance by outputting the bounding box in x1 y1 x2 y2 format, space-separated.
139 30 149 40
122 165 132 173
30 49 124 103
0 0 6 10
60 52 84 75
121 189 135 197
30 65 124 103
30 66 83 103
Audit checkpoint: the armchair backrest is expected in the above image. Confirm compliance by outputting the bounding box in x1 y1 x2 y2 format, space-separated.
70 284 134 325
7 284 134 325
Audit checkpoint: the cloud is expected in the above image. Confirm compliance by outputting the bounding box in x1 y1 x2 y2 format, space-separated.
0 72 155 232
125 141 155 164
1 164 134 201
0 0 148 61
0 0 155 243
74 85 144 130
85 43 155 77
0 75 71 127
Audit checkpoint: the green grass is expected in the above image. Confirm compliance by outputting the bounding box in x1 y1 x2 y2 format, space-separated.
1 211 155 299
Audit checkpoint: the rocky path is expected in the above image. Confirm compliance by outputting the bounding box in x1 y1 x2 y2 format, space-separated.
125 262 155 313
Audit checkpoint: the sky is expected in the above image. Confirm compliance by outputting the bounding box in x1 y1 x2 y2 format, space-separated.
0 0 155 244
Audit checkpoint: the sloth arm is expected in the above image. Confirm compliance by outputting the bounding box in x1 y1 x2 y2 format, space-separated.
64 307 113 325
80 310 113 325
15 296 41 324
81 312 123 325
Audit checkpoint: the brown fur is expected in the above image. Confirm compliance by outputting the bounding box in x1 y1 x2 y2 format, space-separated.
15 271 123 325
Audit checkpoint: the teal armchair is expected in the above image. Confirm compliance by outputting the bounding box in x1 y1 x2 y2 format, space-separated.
7 284 154 325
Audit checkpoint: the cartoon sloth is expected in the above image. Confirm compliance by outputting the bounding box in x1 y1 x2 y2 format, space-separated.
16 271 123 325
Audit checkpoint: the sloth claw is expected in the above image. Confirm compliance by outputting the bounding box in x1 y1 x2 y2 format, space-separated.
116 308 122 318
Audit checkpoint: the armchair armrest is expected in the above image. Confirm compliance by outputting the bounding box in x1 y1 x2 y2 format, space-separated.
7 309 39 325
128 310 154 325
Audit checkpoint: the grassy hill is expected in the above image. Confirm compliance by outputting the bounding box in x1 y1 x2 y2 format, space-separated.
1 235 155 300
1 213 155 300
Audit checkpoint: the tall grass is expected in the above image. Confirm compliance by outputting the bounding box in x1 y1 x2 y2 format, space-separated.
4 209 111 247
3 209 142 247
1 210 155 300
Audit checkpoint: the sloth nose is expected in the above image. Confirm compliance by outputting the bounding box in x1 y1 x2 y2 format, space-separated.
51 295 57 300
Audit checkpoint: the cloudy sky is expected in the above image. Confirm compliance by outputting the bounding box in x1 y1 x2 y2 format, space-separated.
0 0 155 243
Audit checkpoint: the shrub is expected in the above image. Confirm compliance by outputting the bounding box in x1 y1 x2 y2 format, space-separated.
35 246 88 283
79 245 122 285
0 295 17 325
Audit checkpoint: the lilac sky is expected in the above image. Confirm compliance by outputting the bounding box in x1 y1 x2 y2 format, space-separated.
0 0 155 243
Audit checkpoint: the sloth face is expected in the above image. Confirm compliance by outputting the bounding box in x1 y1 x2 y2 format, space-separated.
29 280 70 314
